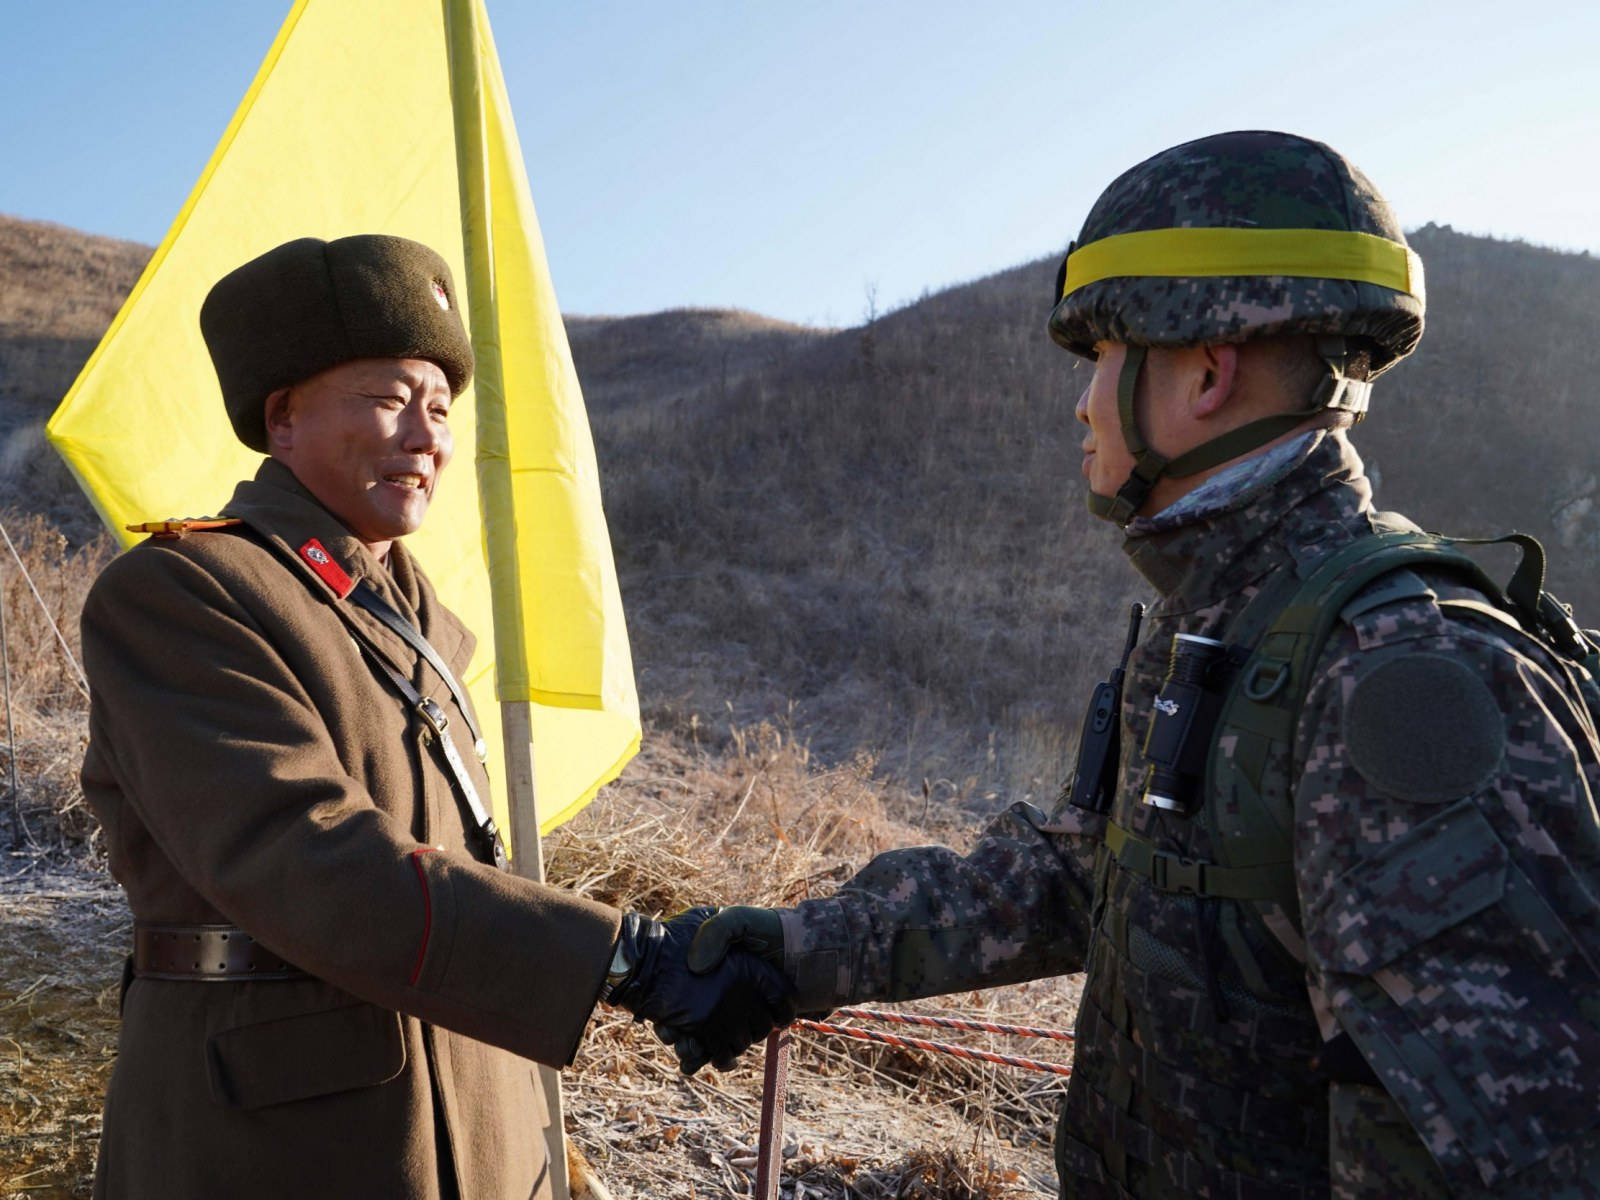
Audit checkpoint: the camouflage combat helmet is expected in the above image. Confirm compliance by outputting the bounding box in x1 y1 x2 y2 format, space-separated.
1049 130 1426 523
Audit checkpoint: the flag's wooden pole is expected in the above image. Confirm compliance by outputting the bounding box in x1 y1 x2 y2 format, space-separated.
444 1 570 1195
500 700 571 1199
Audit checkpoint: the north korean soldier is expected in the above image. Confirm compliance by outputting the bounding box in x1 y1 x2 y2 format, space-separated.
81 234 793 1200
673 133 1600 1197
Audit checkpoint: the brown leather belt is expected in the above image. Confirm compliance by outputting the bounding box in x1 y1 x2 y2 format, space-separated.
133 922 309 981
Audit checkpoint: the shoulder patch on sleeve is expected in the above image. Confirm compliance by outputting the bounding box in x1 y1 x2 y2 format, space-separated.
1344 653 1505 803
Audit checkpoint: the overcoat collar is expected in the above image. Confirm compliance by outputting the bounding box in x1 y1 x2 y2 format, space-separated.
220 459 471 669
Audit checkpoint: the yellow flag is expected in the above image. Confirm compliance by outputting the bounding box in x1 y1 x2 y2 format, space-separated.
45 0 640 839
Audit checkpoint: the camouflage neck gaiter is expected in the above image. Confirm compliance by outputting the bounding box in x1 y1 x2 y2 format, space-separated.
1120 429 1376 604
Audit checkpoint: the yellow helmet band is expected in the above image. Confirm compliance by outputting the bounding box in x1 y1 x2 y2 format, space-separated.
1061 227 1424 305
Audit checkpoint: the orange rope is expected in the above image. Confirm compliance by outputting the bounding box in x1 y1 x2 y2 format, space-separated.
829 1006 1076 1042
794 1017 1073 1078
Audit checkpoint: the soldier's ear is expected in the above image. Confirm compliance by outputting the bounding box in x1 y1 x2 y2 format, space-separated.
1192 344 1238 419
263 386 296 450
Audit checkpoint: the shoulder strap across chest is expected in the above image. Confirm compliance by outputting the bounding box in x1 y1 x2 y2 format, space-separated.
1202 531 1503 921
348 580 485 756
1106 531 1503 919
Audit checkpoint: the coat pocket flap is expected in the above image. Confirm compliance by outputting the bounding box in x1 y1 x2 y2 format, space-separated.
207 1002 406 1110
1306 800 1508 974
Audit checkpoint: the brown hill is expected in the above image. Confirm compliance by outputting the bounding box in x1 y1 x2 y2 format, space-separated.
572 227 1600 795
0 215 150 411
5 214 1600 799
567 307 826 419
0 215 151 534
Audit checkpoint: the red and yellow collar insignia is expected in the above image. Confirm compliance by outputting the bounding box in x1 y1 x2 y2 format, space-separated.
127 516 243 539
297 538 355 598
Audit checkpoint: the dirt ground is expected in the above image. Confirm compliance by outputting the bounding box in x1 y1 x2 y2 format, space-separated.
0 864 124 1197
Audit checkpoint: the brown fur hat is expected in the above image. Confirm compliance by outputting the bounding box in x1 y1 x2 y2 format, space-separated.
201 234 474 451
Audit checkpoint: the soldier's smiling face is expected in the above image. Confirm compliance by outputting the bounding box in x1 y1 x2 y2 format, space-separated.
263 357 454 558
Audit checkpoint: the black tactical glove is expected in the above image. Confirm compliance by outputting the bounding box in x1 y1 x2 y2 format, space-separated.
651 905 792 1075
602 907 795 1073
686 904 786 973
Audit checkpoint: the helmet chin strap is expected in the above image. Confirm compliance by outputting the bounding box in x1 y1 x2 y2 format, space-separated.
1086 344 1162 525
1086 336 1372 525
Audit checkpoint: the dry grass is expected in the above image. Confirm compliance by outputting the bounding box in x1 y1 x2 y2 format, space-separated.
0 511 122 1199
550 724 1070 1198
0 511 113 858
0 869 125 1198
0 715 1066 1199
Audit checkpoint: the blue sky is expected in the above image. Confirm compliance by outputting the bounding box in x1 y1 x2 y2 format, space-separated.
3 1 1597 328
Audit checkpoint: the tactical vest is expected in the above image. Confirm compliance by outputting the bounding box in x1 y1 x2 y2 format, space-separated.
1057 523 1600 1198
1112 525 1599 938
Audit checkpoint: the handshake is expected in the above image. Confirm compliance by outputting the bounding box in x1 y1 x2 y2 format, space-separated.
601 905 796 1074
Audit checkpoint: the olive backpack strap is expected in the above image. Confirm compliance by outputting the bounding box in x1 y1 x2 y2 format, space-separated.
1201 530 1503 928
1096 526 1586 929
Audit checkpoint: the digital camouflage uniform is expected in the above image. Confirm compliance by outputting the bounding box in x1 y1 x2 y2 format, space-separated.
683 131 1600 1196
780 428 1600 1198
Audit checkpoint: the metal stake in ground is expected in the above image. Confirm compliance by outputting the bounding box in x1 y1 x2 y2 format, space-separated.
755 1028 791 1200
0 554 26 848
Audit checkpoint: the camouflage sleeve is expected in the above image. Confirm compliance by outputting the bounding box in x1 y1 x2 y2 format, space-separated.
778 798 1103 1013
1293 593 1600 1197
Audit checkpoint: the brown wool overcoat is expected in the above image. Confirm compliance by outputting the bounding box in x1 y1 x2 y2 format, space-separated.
82 459 621 1199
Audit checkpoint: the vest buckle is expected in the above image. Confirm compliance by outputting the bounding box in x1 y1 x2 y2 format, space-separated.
1151 852 1207 895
